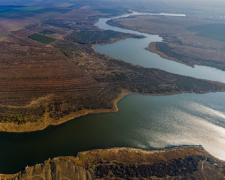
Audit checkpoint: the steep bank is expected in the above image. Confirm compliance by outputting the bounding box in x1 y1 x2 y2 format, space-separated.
1 146 225 180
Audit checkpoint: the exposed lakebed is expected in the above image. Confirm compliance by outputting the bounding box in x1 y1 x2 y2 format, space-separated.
1 12 225 174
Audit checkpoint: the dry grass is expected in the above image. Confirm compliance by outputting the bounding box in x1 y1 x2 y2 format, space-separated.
109 16 225 71
0 8 225 132
54 9 91 21
67 146 214 167
0 18 37 31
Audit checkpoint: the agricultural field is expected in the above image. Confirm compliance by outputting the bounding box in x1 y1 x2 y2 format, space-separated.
66 30 143 44
39 30 55 35
28 33 56 44
0 1 225 178
0 2 224 133
0 18 36 31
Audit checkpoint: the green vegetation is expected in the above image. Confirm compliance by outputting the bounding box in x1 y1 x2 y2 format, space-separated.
154 42 225 70
0 31 12 38
0 106 46 124
66 30 140 44
54 44 83 58
95 156 206 179
155 42 187 61
28 33 56 44
44 19 72 29
39 30 55 35
187 24 225 42
66 30 118 44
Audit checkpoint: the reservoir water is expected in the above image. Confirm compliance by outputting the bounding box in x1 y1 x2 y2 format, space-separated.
95 12 225 83
1 93 225 173
1 12 225 173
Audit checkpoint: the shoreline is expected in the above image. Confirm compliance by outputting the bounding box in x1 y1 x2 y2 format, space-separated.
1 87 224 133
107 18 225 72
146 42 195 68
1 14 225 133
1 145 224 177
0 89 129 133
1 88 223 133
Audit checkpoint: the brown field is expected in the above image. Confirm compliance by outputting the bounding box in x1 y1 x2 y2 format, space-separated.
0 31 104 107
0 8 225 132
108 15 225 71
0 26 7 34
54 9 92 21
0 18 37 31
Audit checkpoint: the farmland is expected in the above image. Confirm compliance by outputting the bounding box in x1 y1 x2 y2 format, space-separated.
28 33 56 44
0 1 225 179
0 3 225 133
39 30 55 35
66 30 143 44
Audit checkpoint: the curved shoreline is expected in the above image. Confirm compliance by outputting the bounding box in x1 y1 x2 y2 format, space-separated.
146 42 195 68
1 86 223 133
105 19 195 69
1 12 224 133
0 89 129 133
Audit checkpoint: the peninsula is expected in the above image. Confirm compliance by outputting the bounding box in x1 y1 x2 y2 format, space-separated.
0 4 225 132
1 0 225 178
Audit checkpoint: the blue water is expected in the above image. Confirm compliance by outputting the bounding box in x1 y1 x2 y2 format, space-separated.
95 12 225 83
1 12 225 174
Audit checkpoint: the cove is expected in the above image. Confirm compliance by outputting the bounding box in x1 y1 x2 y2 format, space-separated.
1 92 225 173
1 12 225 174
94 12 225 83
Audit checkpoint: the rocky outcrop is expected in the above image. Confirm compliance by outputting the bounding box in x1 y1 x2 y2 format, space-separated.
2 158 94 180
1 146 225 180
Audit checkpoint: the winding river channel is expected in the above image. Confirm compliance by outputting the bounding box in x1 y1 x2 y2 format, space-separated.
1 12 225 174
95 12 225 83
